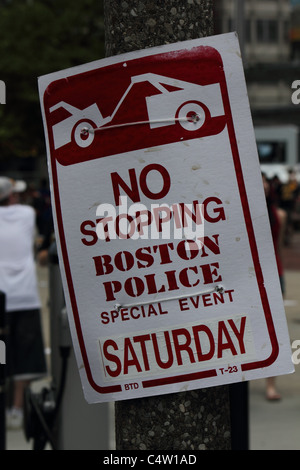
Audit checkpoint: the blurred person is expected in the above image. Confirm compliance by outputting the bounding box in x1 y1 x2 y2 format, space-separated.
0 177 47 429
278 168 299 245
36 213 54 266
31 178 52 241
262 173 287 401
270 175 282 206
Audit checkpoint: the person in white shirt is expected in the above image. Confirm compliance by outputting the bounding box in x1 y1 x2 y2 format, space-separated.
0 177 47 429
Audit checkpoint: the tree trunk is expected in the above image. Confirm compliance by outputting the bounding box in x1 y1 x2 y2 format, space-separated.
104 0 231 451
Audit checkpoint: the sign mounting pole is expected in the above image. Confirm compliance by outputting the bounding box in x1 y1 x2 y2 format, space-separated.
104 0 232 451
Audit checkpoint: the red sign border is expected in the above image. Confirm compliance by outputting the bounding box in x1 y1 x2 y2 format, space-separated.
46 48 279 396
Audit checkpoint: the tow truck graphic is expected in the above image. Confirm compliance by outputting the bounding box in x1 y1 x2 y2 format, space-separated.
50 73 225 150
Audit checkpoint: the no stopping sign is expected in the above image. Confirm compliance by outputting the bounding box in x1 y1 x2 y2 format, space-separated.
39 33 293 403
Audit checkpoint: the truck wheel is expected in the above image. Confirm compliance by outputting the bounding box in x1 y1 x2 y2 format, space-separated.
177 102 206 131
73 120 96 147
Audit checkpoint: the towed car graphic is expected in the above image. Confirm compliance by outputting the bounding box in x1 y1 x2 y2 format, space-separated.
50 73 225 150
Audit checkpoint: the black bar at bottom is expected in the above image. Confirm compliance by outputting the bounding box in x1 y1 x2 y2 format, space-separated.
229 381 249 450
0 291 6 451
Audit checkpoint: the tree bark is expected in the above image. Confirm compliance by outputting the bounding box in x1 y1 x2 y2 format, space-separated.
104 0 214 56
104 0 232 451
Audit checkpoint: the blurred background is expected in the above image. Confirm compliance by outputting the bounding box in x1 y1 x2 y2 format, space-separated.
0 0 300 186
0 0 104 184
0 0 299 186
215 0 300 185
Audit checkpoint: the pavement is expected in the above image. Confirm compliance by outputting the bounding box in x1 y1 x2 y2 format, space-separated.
5 233 300 451
248 232 300 451
249 269 300 450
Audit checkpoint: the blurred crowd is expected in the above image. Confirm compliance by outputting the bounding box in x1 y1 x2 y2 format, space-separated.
262 168 300 400
263 168 300 248
0 176 51 431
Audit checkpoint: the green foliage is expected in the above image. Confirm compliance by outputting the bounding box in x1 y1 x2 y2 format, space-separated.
0 0 104 160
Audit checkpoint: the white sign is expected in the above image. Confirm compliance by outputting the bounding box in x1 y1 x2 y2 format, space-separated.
38 33 294 403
